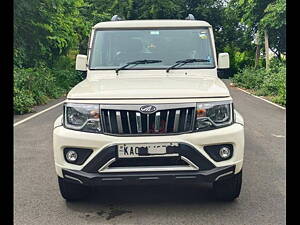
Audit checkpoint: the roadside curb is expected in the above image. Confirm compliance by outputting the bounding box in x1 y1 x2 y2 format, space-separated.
233 85 286 110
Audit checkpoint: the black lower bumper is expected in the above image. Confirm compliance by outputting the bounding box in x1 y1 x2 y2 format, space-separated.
62 165 236 186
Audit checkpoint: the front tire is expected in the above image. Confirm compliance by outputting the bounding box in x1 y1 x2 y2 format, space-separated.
213 170 242 201
58 177 89 201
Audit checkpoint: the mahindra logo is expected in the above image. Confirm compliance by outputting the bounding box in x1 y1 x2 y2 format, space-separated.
139 105 157 114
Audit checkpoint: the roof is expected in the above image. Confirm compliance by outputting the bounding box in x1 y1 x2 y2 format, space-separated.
93 20 211 29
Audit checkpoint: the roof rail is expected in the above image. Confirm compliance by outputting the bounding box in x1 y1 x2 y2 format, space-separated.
185 14 195 20
111 15 123 21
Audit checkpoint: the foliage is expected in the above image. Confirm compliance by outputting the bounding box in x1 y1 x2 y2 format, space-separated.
53 56 84 91
13 0 286 112
14 64 82 114
14 0 86 114
228 0 286 57
14 0 89 68
260 0 286 56
223 46 255 75
231 67 266 89
231 60 286 106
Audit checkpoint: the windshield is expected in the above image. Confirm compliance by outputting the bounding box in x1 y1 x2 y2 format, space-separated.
89 28 215 70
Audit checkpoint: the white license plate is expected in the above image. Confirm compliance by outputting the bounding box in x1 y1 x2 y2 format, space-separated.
118 143 178 158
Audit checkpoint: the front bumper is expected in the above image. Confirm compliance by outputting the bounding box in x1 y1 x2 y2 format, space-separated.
53 117 244 184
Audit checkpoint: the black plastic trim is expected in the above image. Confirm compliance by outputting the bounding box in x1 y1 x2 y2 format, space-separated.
62 165 235 186
82 143 215 173
82 146 117 172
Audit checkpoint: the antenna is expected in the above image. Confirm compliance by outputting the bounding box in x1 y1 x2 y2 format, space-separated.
185 14 195 20
111 15 123 21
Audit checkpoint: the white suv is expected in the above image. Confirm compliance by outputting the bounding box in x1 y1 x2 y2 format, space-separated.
53 15 244 201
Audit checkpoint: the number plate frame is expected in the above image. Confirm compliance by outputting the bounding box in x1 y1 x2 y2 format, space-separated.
117 143 178 158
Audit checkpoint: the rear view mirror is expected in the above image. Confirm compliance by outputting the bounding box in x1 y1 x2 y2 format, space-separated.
218 53 230 69
76 54 87 71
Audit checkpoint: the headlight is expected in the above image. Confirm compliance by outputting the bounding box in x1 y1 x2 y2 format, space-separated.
195 101 233 131
64 103 101 133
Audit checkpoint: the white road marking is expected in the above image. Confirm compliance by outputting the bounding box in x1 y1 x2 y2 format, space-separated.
272 134 285 138
235 87 286 110
14 100 65 127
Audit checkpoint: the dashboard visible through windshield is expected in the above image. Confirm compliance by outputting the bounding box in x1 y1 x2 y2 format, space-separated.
89 28 215 70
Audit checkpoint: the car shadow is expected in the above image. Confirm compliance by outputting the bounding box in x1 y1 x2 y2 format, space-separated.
64 183 238 221
65 182 223 206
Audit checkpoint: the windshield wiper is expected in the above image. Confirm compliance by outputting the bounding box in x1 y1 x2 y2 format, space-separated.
115 59 162 75
166 58 210 73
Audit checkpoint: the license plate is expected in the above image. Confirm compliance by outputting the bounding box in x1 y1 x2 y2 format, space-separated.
118 143 178 158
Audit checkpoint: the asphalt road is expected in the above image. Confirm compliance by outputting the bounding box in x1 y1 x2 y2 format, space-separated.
14 80 286 225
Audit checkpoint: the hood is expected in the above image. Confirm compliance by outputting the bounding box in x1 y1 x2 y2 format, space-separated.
67 76 230 99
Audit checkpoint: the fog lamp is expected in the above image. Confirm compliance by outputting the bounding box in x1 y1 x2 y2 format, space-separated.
219 147 231 159
66 150 78 162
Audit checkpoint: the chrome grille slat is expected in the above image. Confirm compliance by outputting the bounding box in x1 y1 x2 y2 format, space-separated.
147 114 150 133
127 112 132 134
173 110 180 132
154 112 161 132
107 110 112 133
191 107 196 130
165 111 169 132
101 104 195 135
116 111 123 133
136 112 142 133
184 109 189 131
100 109 106 132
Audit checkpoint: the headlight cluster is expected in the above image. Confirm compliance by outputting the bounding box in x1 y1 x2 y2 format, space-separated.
64 103 101 133
194 101 233 131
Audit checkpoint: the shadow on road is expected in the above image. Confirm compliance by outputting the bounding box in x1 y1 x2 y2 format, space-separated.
65 183 235 221
65 183 234 207
93 183 213 203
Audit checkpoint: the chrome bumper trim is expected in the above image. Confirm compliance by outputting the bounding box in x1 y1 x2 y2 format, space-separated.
98 155 198 173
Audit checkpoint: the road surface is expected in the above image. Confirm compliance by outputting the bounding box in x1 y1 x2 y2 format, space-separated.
14 80 286 225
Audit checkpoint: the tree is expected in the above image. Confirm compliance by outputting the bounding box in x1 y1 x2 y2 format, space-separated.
14 0 89 67
228 0 286 68
260 0 286 58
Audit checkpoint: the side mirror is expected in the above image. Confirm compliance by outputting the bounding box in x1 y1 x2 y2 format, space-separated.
218 53 230 69
76 54 87 71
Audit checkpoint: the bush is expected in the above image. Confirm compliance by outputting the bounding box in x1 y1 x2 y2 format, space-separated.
52 56 83 90
231 67 266 90
53 69 82 91
222 46 255 76
13 87 36 114
14 63 82 114
231 59 286 106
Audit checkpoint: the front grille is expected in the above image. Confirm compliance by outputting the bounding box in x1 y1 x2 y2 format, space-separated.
100 104 196 135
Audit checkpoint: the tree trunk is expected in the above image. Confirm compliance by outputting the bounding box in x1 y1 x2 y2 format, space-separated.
264 30 270 70
255 44 260 69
